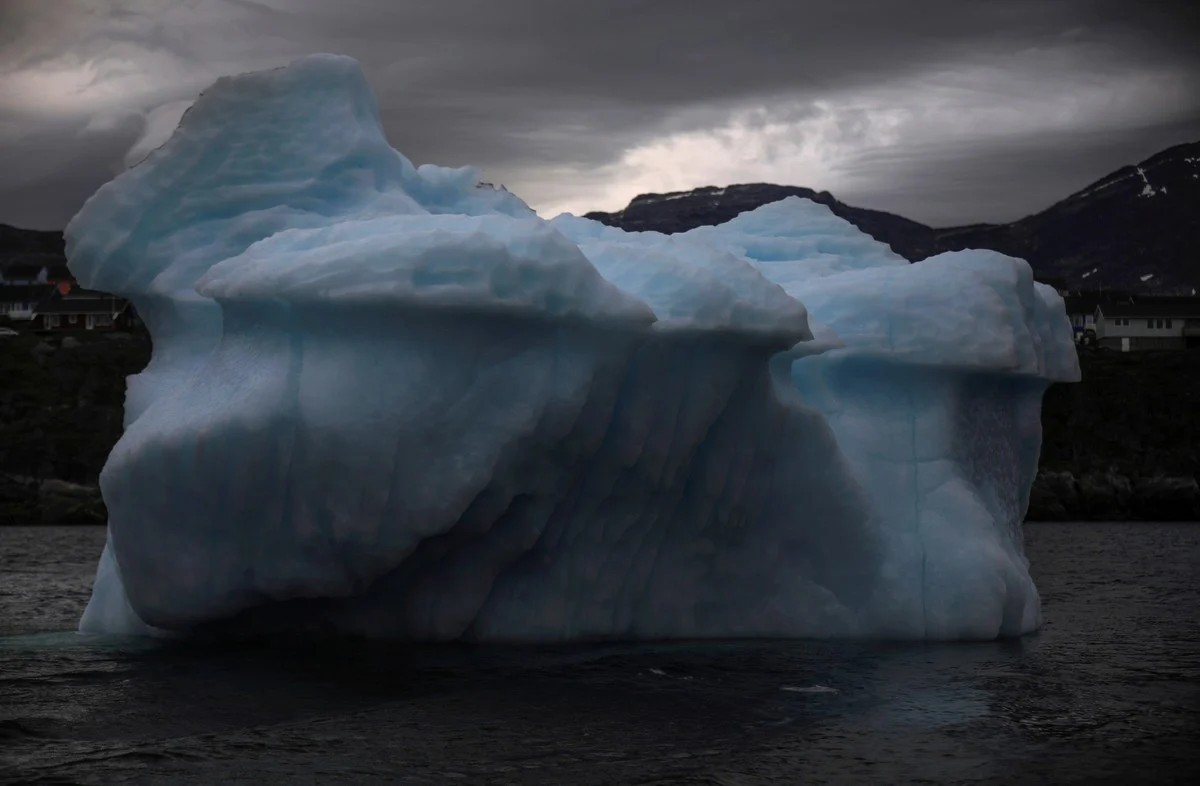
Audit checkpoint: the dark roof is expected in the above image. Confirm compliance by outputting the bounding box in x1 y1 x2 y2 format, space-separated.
66 287 118 298
0 283 54 303
1098 301 1200 319
45 265 73 281
34 292 129 316
1130 295 1200 304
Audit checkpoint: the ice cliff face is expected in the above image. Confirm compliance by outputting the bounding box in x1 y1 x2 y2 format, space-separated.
66 55 1079 642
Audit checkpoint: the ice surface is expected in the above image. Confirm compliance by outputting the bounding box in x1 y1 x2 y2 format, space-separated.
68 55 1078 641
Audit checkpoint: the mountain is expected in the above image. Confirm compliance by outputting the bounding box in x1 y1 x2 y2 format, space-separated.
2 141 1196 292
586 140 1200 293
0 223 65 268
583 183 940 259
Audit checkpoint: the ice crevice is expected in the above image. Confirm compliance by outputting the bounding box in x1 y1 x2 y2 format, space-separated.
67 55 1079 642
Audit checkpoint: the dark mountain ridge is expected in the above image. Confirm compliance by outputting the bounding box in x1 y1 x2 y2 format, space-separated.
586 140 1200 293
594 183 942 260
0 223 65 269
2 141 1196 293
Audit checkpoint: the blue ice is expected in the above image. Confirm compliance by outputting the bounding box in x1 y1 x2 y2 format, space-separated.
67 55 1078 641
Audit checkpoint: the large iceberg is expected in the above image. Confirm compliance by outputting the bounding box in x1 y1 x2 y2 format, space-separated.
68 55 1078 642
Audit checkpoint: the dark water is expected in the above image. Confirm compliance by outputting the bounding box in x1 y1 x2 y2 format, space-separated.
1 524 1198 785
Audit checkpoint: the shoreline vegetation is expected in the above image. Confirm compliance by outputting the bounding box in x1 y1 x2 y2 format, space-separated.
2 332 1197 524
1033 348 1199 521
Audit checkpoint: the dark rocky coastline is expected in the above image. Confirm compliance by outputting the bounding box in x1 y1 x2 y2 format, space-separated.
1026 347 1200 521
1 331 149 525
1 332 1195 523
1027 470 1199 522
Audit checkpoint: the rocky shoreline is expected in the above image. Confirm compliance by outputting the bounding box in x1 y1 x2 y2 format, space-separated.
2 332 1197 524
1027 471 1199 522
1 330 148 526
1031 346 1200 521
0 474 105 525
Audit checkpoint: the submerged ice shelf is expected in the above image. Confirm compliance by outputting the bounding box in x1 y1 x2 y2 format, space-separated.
67 55 1078 642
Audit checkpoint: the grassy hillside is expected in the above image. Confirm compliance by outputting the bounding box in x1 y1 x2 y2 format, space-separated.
0 332 150 483
1029 348 1200 520
0 332 150 524
1040 349 1199 478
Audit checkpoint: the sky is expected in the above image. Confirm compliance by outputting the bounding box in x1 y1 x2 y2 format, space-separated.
1 0 1198 231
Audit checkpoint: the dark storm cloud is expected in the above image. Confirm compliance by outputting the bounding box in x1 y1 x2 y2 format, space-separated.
0 115 141 229
1 0 1198 228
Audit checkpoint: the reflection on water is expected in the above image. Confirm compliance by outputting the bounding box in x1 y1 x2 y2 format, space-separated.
1 523 1198 784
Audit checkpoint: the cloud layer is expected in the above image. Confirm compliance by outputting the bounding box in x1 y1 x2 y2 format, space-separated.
1 0 1197 228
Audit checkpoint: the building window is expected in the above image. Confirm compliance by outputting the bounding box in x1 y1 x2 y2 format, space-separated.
1148 319 1155 329
93 313 113 328
1166 319 1173 328
46 315 60 328
68 314 77 324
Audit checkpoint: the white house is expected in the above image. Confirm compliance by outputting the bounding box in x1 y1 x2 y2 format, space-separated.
32 288 132 331
1063 294 1111 340
0 264 47 285
1094 301 1200 351
0 284 53 321
0 261 72 286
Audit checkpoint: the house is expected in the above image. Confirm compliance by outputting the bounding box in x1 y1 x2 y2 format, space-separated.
45 265 74 292
32 288 132 331
1094 299 1200 351
1064 294 1108 340
0 263 48 285
1063 292 1135 342
0 260 75 289
0 283 54 322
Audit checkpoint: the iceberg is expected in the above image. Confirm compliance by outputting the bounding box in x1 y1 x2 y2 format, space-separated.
67 55 1078 642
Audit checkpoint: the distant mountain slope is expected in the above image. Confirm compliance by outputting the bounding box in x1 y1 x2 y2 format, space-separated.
0 223 65 269
586 140 1200 292
927 141 1199 292
583 184 939 260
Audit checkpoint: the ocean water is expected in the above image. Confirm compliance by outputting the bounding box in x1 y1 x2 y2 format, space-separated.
1 522 1197 785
